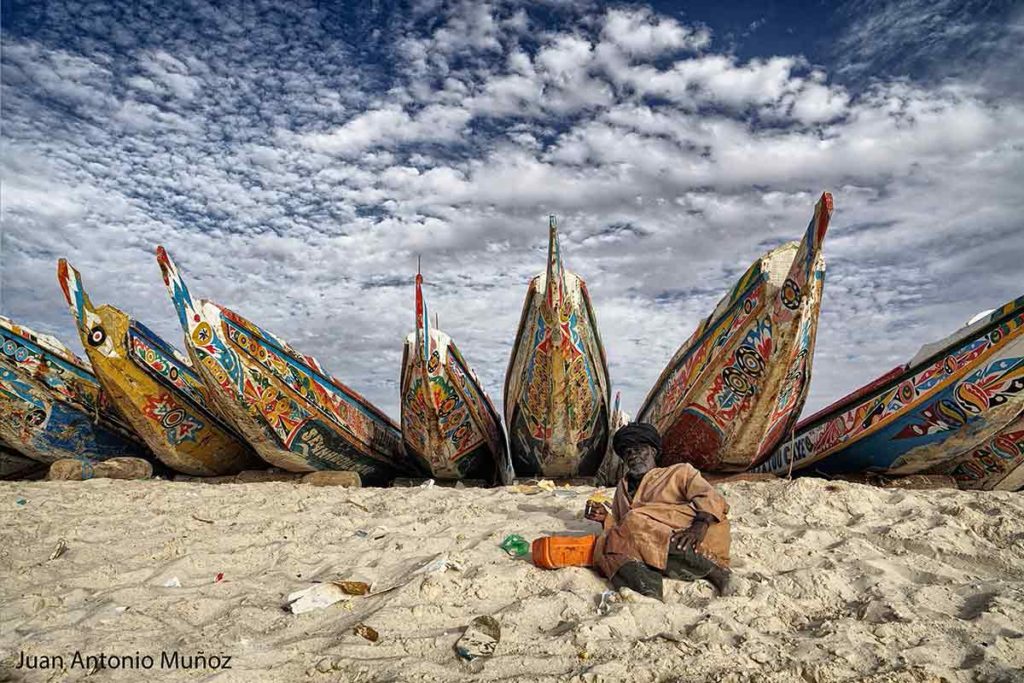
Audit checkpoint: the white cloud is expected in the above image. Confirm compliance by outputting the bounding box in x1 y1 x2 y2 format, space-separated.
601 7 710 57
299 104 472 156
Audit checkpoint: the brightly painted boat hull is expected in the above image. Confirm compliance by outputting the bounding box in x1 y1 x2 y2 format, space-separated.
157 248 408 485
755 296 1024 485
638 193 832 472
401 335 512 482
504 218 611 477
58 260 260 476
0 318 148 464
926 411 1024 491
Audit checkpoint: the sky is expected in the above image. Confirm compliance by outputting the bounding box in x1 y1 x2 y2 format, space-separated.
2 0 1022 422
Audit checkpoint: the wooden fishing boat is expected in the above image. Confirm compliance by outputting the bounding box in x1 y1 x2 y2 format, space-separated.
638 192 832 472
57 260 259 476
504 216 611 477
0 316 148 464
156 247 408 484
400 269 513 483
755 296 1024 487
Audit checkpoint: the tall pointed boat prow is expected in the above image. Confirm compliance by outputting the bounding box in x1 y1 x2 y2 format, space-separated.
504 216 611 477
0 316 149 465
155 246 408 485
639 192 833 472
400 266 513 483
57 259 259 476
755 296 1024 491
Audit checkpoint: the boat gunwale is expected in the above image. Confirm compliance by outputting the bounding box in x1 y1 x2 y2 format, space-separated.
793 299 1024 437
0 317 93 376
638 269 768 421
0 325 98 387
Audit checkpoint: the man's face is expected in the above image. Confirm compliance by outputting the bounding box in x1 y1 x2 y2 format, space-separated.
623 444 657 478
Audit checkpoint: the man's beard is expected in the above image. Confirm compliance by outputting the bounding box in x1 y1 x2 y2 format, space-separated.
626 459 649 478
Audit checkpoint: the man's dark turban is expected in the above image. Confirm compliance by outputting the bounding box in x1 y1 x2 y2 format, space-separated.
612 422 662 456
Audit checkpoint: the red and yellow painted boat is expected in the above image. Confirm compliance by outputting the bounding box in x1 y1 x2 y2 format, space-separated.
638 192 832 471
58 260 259 476
400 270 512 483
504 216 611 477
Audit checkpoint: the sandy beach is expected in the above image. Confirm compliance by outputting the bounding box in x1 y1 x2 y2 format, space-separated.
0 478 1022 682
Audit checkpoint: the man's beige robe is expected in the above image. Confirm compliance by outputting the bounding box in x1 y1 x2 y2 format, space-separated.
593 463 731 579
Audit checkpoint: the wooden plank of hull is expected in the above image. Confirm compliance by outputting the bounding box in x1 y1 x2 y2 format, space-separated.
57 260 260 476
0 317 148 464
504 217 611 478
400 273 512 483
156 247 408 485
925 411 1024 491
756 296 1024 479
638 192 832 472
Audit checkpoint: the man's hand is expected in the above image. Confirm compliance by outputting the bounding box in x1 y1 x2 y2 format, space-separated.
585 500 610 523
669 512 715 553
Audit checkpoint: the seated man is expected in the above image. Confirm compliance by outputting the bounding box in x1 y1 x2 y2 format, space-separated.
591 423 731 600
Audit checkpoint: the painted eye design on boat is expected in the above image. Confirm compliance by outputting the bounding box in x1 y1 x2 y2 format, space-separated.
162 408 186 428
722 367 754 396
169 367 179 381
780 278 802 310
735 345 765 378
87 326 107 346
192 322 213 345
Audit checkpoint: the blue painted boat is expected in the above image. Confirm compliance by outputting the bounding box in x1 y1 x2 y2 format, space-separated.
755 295 1024 485
0 316 149 465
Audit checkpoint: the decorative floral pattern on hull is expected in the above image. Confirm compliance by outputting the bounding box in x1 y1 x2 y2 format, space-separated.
638 192 832 472
156 247 407 485
504 217 611 477
755 296 1024 488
